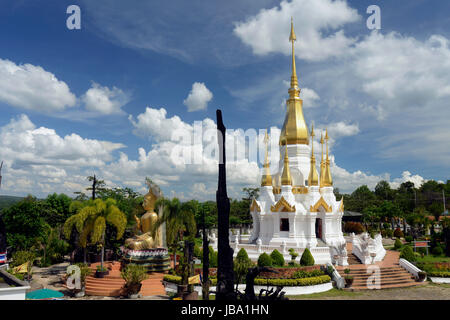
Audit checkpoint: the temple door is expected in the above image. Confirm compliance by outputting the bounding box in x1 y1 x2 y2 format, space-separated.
315 218 322 239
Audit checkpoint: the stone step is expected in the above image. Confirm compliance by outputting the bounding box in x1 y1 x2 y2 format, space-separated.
352 277 415 286
349 274 413 281
345 282 419 291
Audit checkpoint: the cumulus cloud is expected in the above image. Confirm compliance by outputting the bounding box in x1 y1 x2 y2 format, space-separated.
0 58 76 112
82 82 130 114
300 87 320 108
183 82 213 112
233 0 360 61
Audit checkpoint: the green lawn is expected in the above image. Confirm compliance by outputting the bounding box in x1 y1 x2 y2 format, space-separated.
416 255 450 263
288 288 362 299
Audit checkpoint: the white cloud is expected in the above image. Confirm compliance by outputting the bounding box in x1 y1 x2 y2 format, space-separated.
233 0 360 61
82 82 129 115
183 82 213 112
0 58 76 112
390 171 427 189
300 87 320 108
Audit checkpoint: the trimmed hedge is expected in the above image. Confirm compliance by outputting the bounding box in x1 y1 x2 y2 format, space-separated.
394 238 403 250
254 275 331 287
163 275 182 285
292 269 324 279
270 249 285 267
427 271 450 278
300 248 315 266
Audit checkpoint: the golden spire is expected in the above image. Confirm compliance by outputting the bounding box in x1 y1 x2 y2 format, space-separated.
323 129 333 187
308 124 319 186
319 131 325 187
279 18 309 146
281 147 292 186
261 130 273 187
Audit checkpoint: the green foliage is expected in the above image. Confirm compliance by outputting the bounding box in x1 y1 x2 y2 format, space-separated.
427 271 450 278
234 248 253 285
43 193 72 227
394 238 403 250
257 252 273 267
11 250 36 267
292 269 324 279
208 246 218 268
2 196 48 250
400 245 416 262
270 249 285 267
288 248 299 261
254 275 331 286
163 274 183 284
37 227 70 266
405 235 413 243
432 246 444 256
121 264 149 285
300 248 315 266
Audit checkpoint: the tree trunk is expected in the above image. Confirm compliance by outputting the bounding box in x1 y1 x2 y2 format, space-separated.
101 233 105 270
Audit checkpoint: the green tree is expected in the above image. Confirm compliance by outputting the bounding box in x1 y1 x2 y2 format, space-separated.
63 198 127 268
43 193 72 227
2 195 48 250
234 248 253 289
375 180 394 200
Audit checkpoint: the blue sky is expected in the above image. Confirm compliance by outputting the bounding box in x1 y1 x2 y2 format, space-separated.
0 0 449 200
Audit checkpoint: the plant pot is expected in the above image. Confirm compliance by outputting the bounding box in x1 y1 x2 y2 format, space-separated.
177 284 188 297
95 270 109 278
182 291 198 300
417 272 426 282
126 283 142 298
345 277 353 288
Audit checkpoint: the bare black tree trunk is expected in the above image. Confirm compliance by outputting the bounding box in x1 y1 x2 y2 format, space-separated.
202 208 210 300
215 110 235 301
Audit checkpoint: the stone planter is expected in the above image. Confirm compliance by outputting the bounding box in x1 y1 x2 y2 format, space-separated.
74 288 85 298
95 270 109 278
345 277 353 288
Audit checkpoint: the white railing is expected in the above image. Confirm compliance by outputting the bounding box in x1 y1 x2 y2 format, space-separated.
351 233 386 265
399 258 425 281
326 262 345 289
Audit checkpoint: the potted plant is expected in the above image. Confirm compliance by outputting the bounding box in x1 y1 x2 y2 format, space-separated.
288 248 298 263
344 268 353 288
95 264 109 278
121 264 149 299
417 271 426 282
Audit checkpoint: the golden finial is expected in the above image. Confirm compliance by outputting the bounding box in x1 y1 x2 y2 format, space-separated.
279 18 309 146
323 129 333 187
308 124 319 186
281 147 292 186
261 130 273 187
319 131 325 187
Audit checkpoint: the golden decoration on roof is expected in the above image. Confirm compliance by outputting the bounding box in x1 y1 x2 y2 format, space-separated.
319 131 325 187
271 196 296 212
310 196 332 213
250 198 261 212
308 123 319 186
279 18 309 146
261 130 273 187
281 147 292 186
322 128 333 187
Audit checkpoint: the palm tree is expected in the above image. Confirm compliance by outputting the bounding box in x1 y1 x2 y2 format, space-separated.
154 198 197 285
63 198 127 269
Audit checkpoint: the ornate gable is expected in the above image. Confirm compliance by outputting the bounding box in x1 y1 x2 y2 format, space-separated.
271 196 296 212
250 199 261 212
310 196 332 213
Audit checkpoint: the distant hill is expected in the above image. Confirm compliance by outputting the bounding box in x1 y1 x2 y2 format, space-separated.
0 195 24 211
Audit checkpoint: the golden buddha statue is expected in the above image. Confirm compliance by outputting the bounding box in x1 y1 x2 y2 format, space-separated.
125 178 163 250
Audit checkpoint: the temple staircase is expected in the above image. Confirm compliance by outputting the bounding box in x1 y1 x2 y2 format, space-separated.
85 262 166 297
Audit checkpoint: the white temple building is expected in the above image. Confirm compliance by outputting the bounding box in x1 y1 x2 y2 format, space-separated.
218 20 350 265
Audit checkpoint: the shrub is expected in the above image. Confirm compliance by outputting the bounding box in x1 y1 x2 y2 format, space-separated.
254 275 331 287
193 245 202 259
427 271 450 278
288 248 299 261
343 222 364 234
234 248 253 285
400 246 416 262
292 269 324 279
405 235 413 243
432 246 444 256
163 274 182 284
394 238 403 250
386 229 394 238
11 250 36 268
300 248 315 266
288 261 299 267
394 228 404 238
121 264 149 285
208 246 218 268
270 249 285 267
257 253 273 267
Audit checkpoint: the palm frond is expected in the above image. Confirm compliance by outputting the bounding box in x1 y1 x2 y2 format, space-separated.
106 206 127 240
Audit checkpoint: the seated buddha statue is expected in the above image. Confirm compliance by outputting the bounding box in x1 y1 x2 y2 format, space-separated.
125 180 162 250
